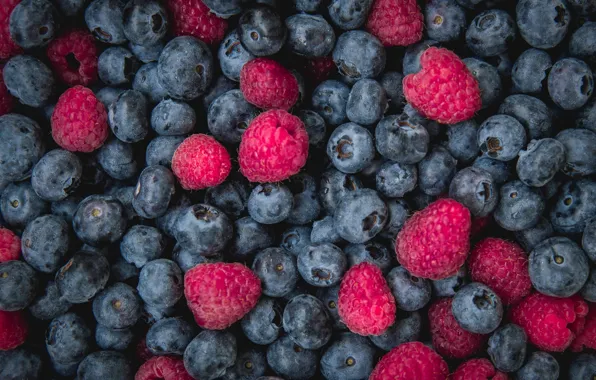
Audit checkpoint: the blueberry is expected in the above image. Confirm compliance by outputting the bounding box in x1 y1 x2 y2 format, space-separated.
516 138 565 188
151 98 196 136
431 265 468 297
110 257 140 283
380 71 405 113
158 36 214 101
452 282 503 334
96 138 138 181
145 135 185 167
514 217 554 252
96 87 125 109
0 260 38 311
417 145 457 196
231 217 273 260
326 123 374 174
85 0 127 44
132 165 175 219
425 0 466 42
3 55 55 108
267 335 319 379
184 330 237 380
516 0 570 49
375 161 417 199
146 317 196 356
0 348 42 380
570 22 596 69
205 178 250 218
556 128 596 177
137 259 183 308
464 58 502 109
92 283 141 329
584 219 596 262
569 353 596 379
0 114 44 182
444 120 478 163
312 80 350 126
548 58 594 110
449 167 498 217
345 242 393 274
203 75 238 110
487 324 527 373
73 195 127 246
286 174 321 225
174 204 233 255
498 95 553 140
95 325 134 351
334 188 387 244
278 226 310 257
106 185 137 220
319 168 363 214
478 115 527 162
98 47 140 86
242 297 283 345
285 14 335 58
380 198 409 240
346 79 387 126
208 89 257 144
173 243 222 272
237 5 286 57
376 114 430 164
298 110 326 147
511 49 552 95
77 351 133 380
321 332 375 380
9 0 59 49
327 0 373 30
252 248 298 297
473 155 511 184
577 98 596 132
29 280 71 320
295 0 321 12
315 285 345 330
386 266 431 311
516 352 559 380
549 179 596 234
21 214 70 273
55 252 110 303
248 183 293 225
46 313 92 371
203 0 243 17
283 294 332 350
297 243 347 287
122 0 168 46
130 40 164 63
582 268 596 302
403 40 439 76
466 10 516 57
142 303 176 324
311 216 342 245
495 180 544 231
219 30 256 82
31 149 82 202
109 90 149 143
132 62 168 103
370 311 422 352
333 31 385 82
156 193 191 238
223 348 267 380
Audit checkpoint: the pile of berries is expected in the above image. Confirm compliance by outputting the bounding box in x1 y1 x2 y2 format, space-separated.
1 0 596 379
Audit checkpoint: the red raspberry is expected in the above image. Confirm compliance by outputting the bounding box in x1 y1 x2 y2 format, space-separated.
366 0 424 47
0 227 20 262
0 66 13 116
240 58 299 111
46 29 98 86
184 263 261 330
166 0 227 44
403 47 482 124
452 358 509 380
468 238 532 305
51 86 109 153
370 342 448 380
395 198 471 280
238 109 309 183
0 0 22 61
303 56 336 85
171 134 231 190
337 262 396 336
135 356 193 380
510 293 588 352
0 310 27 350
428 298 487 359
572 303 596 352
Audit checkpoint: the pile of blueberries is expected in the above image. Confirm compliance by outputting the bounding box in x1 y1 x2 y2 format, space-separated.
1 0 596 379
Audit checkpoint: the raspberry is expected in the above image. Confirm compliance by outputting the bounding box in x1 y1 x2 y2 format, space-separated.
46 29 98 86
366 0 424 46
428 298 487 359
0 227 20 262
403 47 482 124
166 0 227 44
337 262 396 336
135 356 193 380
370 342 448 380
572 303 596 352
240 58 299 111
0 0 22 61
395 198 471 280
452 358 509 380
238 109 309 183
303 56 336 85
510 293 588 352
0 66 13 116
184 263 261 330
0 310 27 350
51 86 109 153
468 238 532 305
171 134 231 190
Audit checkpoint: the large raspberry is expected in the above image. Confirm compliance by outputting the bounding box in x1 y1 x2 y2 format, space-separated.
403 47 482 124
166 0 227 44
240 58 299 111
366 0 424 47
135 356 193 380
51 86 109 153
184 263 261 330
572 303 596 352
468 238 532 305
395 198 471 280
0 310 27 350
452 358 509 380
428 298 487 359
510 293 588 352
370 342 449 380
0 227 20 262
0 66 13 116
0 0 22 61
46 29 98 86
171 134 231 190
238 109 309 183
338 262 396 336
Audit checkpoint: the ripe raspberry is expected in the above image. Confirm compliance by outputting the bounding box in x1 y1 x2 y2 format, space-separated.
166 0 227 44
240 58 299 111
0 0 22 61
452 358 508 380
428 298 487 359
46 29 98 86
0 227 20 262
184 263 261 330
171 134 231 190
468 238 532 305
395 198 471 280
403 47 482 124
303 56 336 85
135 356 193 380
366 0 424 47
51 86 109 153
0 66 14 116
572 303 596 352
0 310 27 350
337 262 396 336
369 342 449 380
510 293 588 352
238 109 309 183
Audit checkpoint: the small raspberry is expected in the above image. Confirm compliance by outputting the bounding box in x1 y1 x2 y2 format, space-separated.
510 293 588 352
366 0 424 46
238 109 309 183
369 342 449 380
403 47 482 124
0 310 27 350
166 0 227 44
338 262 396 336
240 58 299 111
572 303 596 352
46 29 98 86
171 134 231 190
0 66 13 116
0 227 20 262
51 86 109 153
428 298 487 359
395 198 471 280
0 0 22 61
303 56 336 85
135 356 194 380
468 238 532 305
184 263 261 330
452 358 509 380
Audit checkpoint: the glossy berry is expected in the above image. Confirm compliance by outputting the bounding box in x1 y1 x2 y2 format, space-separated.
252 248 298 298
494 180 544 232
237 6 286 57
146 317 196 356
9 0 59 49
0 260 38 311
4 55 55 108
297 243 347 287
55 252 110 304
283 294 332 349
334 189 388 244
137 259 183 309
320 333 376 380
240 58 299 111
21 214 70 273
166 0 227 44
92 283 142 329
488 323 527 372
386 266 431 311
327 122 375 174
465 10 516 57
369 342 449 380
365 0 423 47
333 30 385 82
452 282 503 334
85 0 127 45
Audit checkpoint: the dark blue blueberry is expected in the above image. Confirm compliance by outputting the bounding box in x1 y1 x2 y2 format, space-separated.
132 165 175 219
380 198 409 240
556 128 596 177
449 167 498 217
464 58 502 109
283 294 332 349
205 178 249 218
0 114 44 182
231 217 274 260
452 282 503 334
285 14 335 58
137 259 183 308
516 0 570 49
1 182 48 229
52 359 82 376
22 214 70 273
208 89 257 144
173 243 222 272
583 219 596 262
298 110 326 147
203 0 242 17
96 325 134 351
85 0 127 44
298 243 347 287
184 330 237 380
286 174 321 225
267 335 318 379
247 183 293 225
311 216 342 245
158 36 214 100
110 257 140 282
252 247 298 297
156 193 191 238
403 104 442 141
0 260 38 311
145 135 185 167
425 0 466 42
142 303 176 324
46 313 92 369
318 168 362 214
334 189 387 244
130 40 164 63
346 79 387 126
515 217 554 252
93 282 142 329
417 145 457 196
223 348 266 380
9 0 59 48
495 180 544 231
333 31 385 82
582 268 596 302
312 80 350 126
151 99 196 136
432 265 468 297
473 155 511 184
517 352 559 380
577 98 596 133
107 185 137 220
345 242 393 274
133 62 168 103
376 114 430 164
550 179 596 234
327 0 372 30
98 47 139 86
31 149 82 202
380 71 405 113
511 49 552 95
73 195 127 246
478 115 527 161
403 40 439 76
570 22 596 69
238 6 286 57
96 86 125 109
548 58 594 110
466 10 516 57
280 225 312 257
295 0 321 12
77 351 133 380
321 333 375 380
3 55 55 108
376 161 417 199
122 0 168 46
386 266 431 311
445 120 479 163
315 285 345 330
529 236 589 297
29 280 71 320
202 75 238 110
55 252 110 303
242 297 283 345
146 317 197 356
218 30 255 82
498 95 553 140
570 354 596 379
109 89 149 143
369 311 422 351
97 138 138 180
488 324 527 372
0 348 42 380
516 138 565 187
